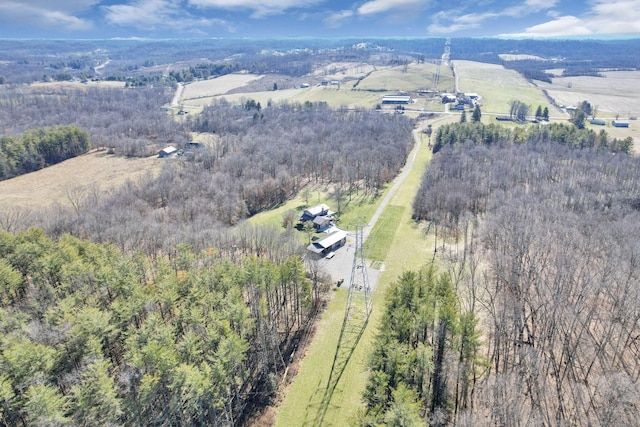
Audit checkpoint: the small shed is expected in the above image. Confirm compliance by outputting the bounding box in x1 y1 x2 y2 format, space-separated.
158 146 177 158
612 120 630 128
590 119 606 126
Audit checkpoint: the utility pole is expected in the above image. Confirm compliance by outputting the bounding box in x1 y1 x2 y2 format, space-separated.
314 224 371 426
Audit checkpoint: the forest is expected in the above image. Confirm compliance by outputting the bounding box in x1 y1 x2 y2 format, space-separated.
359 122 640 425
0 125 90 180
0 84 182 158
0 228 322 426
0 81 414 425
16 101 413 256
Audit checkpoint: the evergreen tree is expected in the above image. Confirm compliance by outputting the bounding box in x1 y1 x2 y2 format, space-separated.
471 105 482 123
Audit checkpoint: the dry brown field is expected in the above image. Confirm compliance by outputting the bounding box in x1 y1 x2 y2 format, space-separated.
180 73 265 101
0 150 162 210
312 62 380 81
29 80 126 89
535 71 640 118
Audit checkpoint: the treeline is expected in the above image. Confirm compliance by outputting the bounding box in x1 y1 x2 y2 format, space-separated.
403 129 640 424
449 38 640 79
0 125 90 179
0 228 325 426
431 121 633 155
0 85 181 157
358 266 483 425
169 62 241 83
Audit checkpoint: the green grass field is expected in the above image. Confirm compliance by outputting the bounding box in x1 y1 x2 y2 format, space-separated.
364 204 405 262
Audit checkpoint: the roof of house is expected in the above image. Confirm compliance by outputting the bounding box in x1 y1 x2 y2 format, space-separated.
159 146 177 154
306 229 347 253
313 215 332 225
304 203 330 217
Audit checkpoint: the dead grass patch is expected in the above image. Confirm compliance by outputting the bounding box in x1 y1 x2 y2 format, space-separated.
0 150 162 210
181 73 265 101
536 71 640 116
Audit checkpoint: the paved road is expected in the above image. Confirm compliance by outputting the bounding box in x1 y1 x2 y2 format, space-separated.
316 121 426 290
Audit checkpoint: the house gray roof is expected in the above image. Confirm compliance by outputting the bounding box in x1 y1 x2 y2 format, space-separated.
307 229 347 254
304 203 330 217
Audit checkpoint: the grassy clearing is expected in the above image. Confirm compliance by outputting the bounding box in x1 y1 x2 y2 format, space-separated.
336 191 383 230
209 85 385 110
248 184 382 231
274 286 374 427
364 205 405 262
535 71 640 116
180 73 265 100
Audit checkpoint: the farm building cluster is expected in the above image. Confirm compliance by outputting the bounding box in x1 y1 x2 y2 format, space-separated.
441 92 482 110
300 203 347 258
158 141 205 158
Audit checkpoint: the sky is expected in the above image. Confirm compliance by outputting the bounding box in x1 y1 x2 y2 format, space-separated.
0 0 639 39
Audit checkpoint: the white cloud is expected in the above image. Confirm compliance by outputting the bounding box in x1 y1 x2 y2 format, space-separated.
103 0 228 31
502 16 591 37
187 0 323 18
324 10 354 28
103 0 176 27
357 0 425 16
427 0 560 34
0 0 96 31
500 0 640 37
584 0 640 35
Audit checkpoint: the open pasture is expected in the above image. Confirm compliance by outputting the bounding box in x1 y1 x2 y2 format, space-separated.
202 84 384 110
313 61 379 81
536 71 640 118
180 73 265 101
29 80 126 90
454 60 548 115
356 62 451 93
0 151 161 210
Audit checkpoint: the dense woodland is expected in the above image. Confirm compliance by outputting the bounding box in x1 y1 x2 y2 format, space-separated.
0 125 90 180
0 228 324 426
16 102 413 256
361 123 640 425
